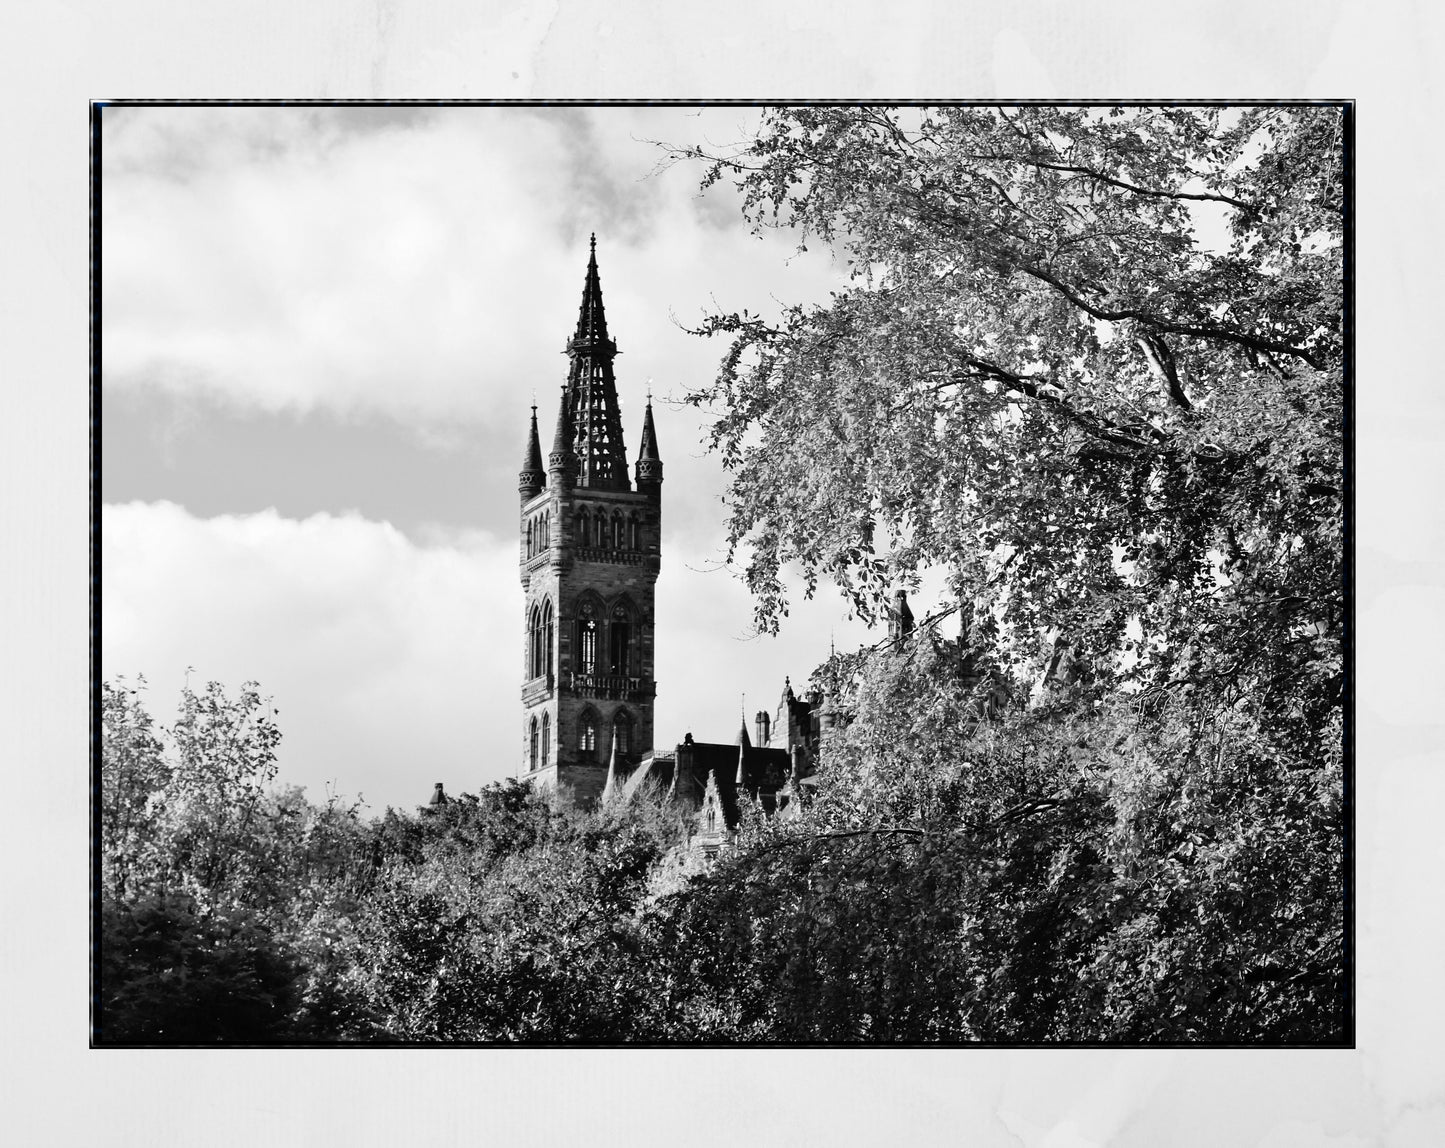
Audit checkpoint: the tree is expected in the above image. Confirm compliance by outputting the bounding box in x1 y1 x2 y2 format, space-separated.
343 782 685 1041
99 676 372 1042
673 107 1343 702
99 892 305 1044
100 677 171 901
657 106 1346 1042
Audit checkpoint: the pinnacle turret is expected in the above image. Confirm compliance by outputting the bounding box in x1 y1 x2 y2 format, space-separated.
602 734 620 804
635 390 663 491
548 383 576 490
519 403 546 498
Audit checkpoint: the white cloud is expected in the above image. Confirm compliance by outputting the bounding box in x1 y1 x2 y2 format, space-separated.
100 106 844 443
101 500 518 812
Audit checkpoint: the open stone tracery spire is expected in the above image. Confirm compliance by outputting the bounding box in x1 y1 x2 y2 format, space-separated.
565 234 631 491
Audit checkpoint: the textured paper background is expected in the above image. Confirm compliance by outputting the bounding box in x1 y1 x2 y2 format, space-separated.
4 2 1441 1143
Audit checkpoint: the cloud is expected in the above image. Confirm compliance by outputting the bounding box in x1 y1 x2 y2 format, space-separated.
101 500 518 811
102 108 574 426
99 106 833 441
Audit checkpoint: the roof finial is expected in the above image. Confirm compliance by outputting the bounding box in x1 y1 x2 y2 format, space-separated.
589 231 597 259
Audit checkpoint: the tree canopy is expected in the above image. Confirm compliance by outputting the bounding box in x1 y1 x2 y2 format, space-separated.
658 104 1347 1041
675 106 1344 713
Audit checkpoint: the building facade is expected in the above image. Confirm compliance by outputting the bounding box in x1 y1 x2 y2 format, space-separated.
517 237 663 805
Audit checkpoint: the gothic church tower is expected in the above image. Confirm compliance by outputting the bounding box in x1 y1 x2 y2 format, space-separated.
518 237 663 803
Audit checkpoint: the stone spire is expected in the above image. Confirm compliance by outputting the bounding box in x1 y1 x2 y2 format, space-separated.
564 235 631 491
635 385 663 492
602 734 620 804
547 382 575 490
519 402 545 499
735 716 751 789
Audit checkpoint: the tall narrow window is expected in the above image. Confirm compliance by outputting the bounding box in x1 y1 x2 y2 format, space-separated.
577 509 589 546
578 711 598 758
540 713 550 765
609 603 632 676
612 512 624 549
529 599 553 680
529 717 539 771
526 520 534 557
542 512 550 550
578 600 598 674
594 513 605 548
528 604 541 679
628 514 640 551
612 709 633 756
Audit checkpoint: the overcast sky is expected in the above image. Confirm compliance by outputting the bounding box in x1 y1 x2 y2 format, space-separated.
99 104 935 813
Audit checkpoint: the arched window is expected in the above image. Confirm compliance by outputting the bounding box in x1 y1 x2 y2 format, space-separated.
577 598 599 674
529 717 539 771
526 520 534 557
576 509 589 547
612 709 634 756
628 514 641 551
542 512 549 550
609 601 633 676
540 713 550 765
578 709 598 758
612 512 624 549
528 603 541 678
529 598 553 680
594 513 606 548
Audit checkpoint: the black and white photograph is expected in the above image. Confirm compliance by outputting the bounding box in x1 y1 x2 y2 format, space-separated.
97 102 1349 1048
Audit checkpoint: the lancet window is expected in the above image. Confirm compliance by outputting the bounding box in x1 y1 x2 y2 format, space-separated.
528 598 554 680
578 708 599 758
576 597 601 675
612 708 634 756
608 601 634 676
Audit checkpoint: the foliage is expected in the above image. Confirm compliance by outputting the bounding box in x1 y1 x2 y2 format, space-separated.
642 105 1346 1044
98 676 373 1043
670 107 1343 707
347 788 683 1041
99 892 304 1044
100 678 170 901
